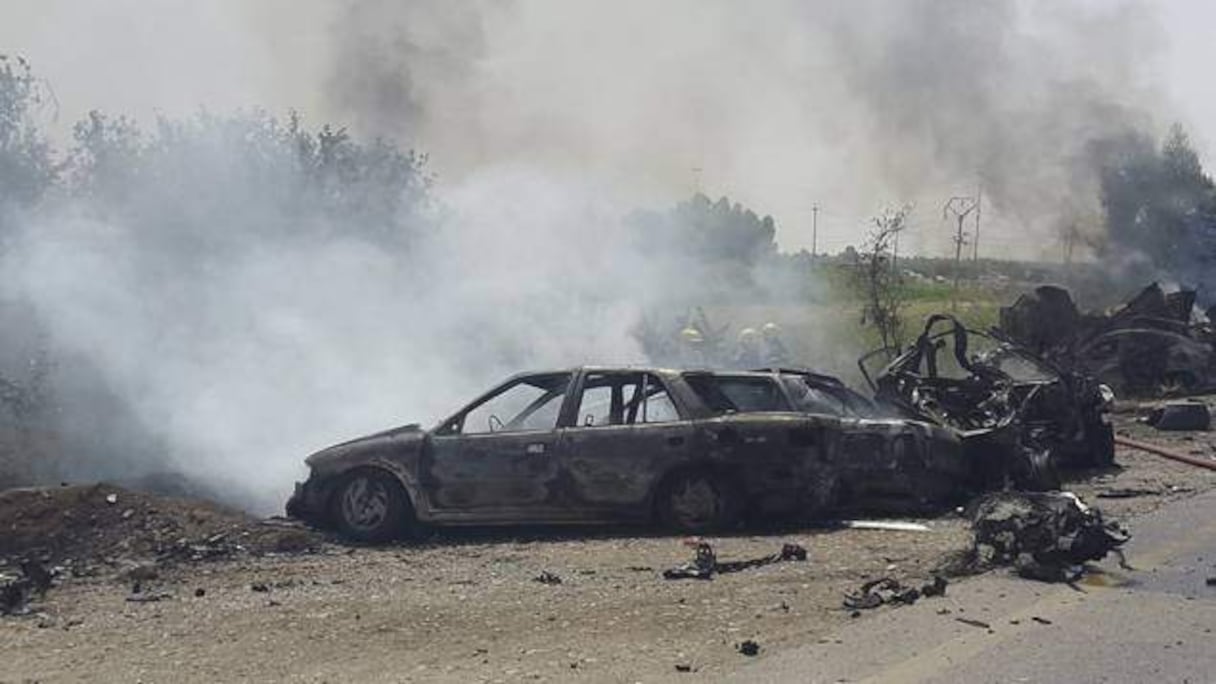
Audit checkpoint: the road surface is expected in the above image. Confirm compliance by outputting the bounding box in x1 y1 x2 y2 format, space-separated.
727 488 1216 684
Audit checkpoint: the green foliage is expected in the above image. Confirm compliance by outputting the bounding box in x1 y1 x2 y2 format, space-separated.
855 206 910 354
0 55 56 211
61 107 433 253
627 192 778 266
1096 123 1216 287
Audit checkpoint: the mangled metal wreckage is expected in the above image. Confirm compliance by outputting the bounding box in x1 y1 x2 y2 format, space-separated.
1001 282 1216 395
287 367 969 541
861 314 1115 492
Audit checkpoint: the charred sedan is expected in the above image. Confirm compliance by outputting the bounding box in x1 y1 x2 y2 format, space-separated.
286 367 967 541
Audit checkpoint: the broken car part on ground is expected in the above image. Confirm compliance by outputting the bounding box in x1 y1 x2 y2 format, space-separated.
843 575 948 611
957 491 1130 582
661 539 808 580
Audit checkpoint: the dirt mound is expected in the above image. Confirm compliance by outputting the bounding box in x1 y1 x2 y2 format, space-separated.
0 483 321 566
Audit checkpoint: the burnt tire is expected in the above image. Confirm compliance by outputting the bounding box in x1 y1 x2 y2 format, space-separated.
656 469 741 533
330 469 411 543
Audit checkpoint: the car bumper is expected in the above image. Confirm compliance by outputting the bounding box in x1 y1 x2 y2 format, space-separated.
284 474 328 524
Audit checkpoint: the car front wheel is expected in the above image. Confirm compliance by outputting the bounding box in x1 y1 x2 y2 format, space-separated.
331 470 410 543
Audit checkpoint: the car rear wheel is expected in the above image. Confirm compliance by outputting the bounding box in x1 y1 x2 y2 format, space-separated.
331 470 411 543
657 470 740 533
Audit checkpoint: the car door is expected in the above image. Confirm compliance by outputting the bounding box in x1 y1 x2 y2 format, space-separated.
425 372 571 518
684 373 816 498
558 372 694 512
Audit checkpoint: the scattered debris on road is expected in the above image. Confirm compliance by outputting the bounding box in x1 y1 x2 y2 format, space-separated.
955 617 992 630
1145 401 1211 431
663 540 807 580
962 491 1129 582
533 571 563 585
736 640 761 656
839 520 931 532
1096 487 1160 499
842 575 948 610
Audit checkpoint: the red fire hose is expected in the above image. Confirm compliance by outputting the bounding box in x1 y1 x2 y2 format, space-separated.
1114 435 1216 472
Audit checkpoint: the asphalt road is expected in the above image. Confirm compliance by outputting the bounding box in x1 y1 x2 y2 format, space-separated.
725 488 1216 684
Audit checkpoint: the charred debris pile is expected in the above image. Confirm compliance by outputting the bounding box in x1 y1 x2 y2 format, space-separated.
1002 282 1216 397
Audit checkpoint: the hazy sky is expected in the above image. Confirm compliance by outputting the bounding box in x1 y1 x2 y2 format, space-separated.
3 0 1213 258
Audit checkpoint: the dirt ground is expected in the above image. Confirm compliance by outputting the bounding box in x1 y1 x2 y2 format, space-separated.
3 401 1216 683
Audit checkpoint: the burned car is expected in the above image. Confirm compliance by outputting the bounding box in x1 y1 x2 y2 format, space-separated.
287 367 967 541
1074 327 1215 395
861 314 1114 491
1002 282 1216 395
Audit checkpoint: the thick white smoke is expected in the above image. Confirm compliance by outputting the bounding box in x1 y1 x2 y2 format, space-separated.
4 154 682 510
0 0 1193 511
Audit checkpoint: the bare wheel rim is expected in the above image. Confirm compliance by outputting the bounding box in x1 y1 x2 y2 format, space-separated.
340 476 390 532
670 477 721 527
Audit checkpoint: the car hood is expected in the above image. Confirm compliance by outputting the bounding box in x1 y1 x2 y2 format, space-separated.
304 423 424 469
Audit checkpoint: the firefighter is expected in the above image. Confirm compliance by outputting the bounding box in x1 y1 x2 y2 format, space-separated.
734 327 764 369
678 326 708 367
761 322 791 367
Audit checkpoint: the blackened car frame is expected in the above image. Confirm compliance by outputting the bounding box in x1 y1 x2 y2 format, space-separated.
860 314 1115 492
286 367 969 541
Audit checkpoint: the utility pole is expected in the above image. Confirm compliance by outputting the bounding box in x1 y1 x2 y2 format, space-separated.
892 224 901 274
811 204 819 258
943 196 978 308
972 183 983 261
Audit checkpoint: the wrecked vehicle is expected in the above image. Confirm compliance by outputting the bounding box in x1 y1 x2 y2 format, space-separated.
287 367 967 541
861 314 1115 491
1074 328 1214 395
1002 283 1216 395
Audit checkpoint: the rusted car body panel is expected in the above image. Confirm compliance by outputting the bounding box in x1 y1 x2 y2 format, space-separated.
287 367 969 530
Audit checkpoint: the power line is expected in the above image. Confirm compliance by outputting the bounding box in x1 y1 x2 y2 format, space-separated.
972 182 983 261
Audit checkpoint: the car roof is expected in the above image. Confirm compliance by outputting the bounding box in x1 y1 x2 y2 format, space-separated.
503 367 822 382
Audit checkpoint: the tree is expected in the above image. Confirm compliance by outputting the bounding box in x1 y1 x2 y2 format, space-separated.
628 193 776 263
856 206 910 354
1096 123 1216 281
0 55 56 212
